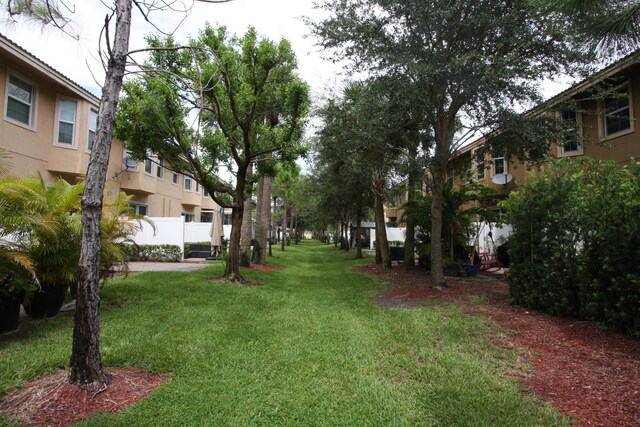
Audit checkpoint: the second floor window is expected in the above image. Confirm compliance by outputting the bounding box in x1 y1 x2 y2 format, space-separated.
184 175 192 191
156 158 164 179
476 157 485 180
493 157 505 175
172 172 179 185
604 87 631 137
561 109 580 153
87 109 98 150
6 74 35 126
56 99 77 146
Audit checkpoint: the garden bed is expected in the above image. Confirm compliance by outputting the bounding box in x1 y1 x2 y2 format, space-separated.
362 264 640 427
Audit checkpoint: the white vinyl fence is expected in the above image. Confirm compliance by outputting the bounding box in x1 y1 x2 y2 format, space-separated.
129 217 231 258
369 227 406 249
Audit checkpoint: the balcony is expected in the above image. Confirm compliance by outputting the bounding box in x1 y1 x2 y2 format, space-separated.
118 170 156 195
181 191 201 207
47 146 83 176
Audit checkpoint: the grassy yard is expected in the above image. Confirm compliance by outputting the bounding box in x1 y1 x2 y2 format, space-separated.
0 240 566 426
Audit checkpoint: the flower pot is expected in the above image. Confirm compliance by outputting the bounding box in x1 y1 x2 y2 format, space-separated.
23 282 67 318
465 264 479 277
0 295 22 333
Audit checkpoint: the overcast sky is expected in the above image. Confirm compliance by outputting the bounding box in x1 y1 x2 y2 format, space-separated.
0 0 343 100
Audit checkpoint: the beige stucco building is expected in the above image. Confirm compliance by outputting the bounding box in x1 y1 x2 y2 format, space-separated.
0 34 221 223
386 49 640 223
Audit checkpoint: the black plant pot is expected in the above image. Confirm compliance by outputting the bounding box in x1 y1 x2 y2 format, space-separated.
23 282 67 319
0 295 22 333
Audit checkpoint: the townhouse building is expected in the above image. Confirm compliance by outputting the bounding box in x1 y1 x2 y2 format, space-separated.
386 48 640 223
0 34 221 223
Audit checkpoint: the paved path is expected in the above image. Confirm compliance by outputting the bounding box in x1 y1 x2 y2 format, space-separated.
127 259 211 272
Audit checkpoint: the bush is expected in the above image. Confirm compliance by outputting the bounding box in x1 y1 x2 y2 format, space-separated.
123 244 182 262
502 158 640 336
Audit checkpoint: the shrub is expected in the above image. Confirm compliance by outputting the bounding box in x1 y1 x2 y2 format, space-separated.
123 244 182 262
502 158 640 336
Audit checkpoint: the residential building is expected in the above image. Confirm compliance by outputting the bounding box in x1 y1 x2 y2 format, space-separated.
386 48 640 222
0 34 221 222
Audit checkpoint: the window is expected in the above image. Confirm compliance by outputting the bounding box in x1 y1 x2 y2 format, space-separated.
604 87 631 137
87 109 98 150
204 189 209 197
144 150 153 174
475 155 485 180
156 158 164 179
6 73 35 126
129 203 148 216
172 172 179 185
195 182 200 193
183 212 195 223
184 175 192 191
464 159 472 179
223 212 232 226
56 98 77 146
561 109 580 153
493 157 505 175
200 210 213 223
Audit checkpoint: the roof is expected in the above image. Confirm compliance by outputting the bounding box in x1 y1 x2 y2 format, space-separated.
0 33 100 104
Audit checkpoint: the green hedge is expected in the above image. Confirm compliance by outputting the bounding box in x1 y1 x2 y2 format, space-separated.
123 244 183 262
502 158 640 336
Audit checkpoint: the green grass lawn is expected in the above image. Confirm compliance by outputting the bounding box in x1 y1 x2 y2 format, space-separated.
0 240 566 426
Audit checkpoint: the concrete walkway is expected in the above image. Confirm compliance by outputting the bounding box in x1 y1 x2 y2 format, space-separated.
127 258 213 272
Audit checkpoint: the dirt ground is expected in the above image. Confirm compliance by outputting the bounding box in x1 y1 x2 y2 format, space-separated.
364 263 640 427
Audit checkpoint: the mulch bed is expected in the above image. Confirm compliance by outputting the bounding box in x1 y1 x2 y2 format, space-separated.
365 263 640 427
0 368 164 427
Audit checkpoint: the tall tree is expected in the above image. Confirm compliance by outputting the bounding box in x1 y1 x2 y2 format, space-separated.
311 0 590 287
3 0 234 387
116 25 309 281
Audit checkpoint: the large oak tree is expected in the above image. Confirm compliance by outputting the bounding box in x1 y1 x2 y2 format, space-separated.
311 0 590 287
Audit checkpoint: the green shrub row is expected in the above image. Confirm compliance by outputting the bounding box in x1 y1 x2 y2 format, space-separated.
502 157 640 336
123 244 183 262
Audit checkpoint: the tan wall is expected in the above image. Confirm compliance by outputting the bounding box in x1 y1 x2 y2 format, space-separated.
0 47 221 219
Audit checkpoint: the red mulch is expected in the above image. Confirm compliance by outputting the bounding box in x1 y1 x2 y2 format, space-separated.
0 368 164 427
365 264 640 427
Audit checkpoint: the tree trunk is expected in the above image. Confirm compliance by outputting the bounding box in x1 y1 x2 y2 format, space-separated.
224 204 244 280
374 193 391 268
255 176 271 263
288 208 294 246
430 119 455 288
281 200 287 252
269 196 275 257
70 0 132 388
239 193 252 267
404 144 418 266
372 169 391 268
343 212 350 252
355 205 363 259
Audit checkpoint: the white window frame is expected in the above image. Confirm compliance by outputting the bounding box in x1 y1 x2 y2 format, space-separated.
492 157 506 176
87 108 98 151
54 97 78 148
200 210 214 223
184 175 193 191
602 84 634 139
4 71 37 130
129 202 148 216
143 149 153 175
182 212 195 223
172 171 179 185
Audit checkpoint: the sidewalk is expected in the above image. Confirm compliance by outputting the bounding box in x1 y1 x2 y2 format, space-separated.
126 258 211 273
